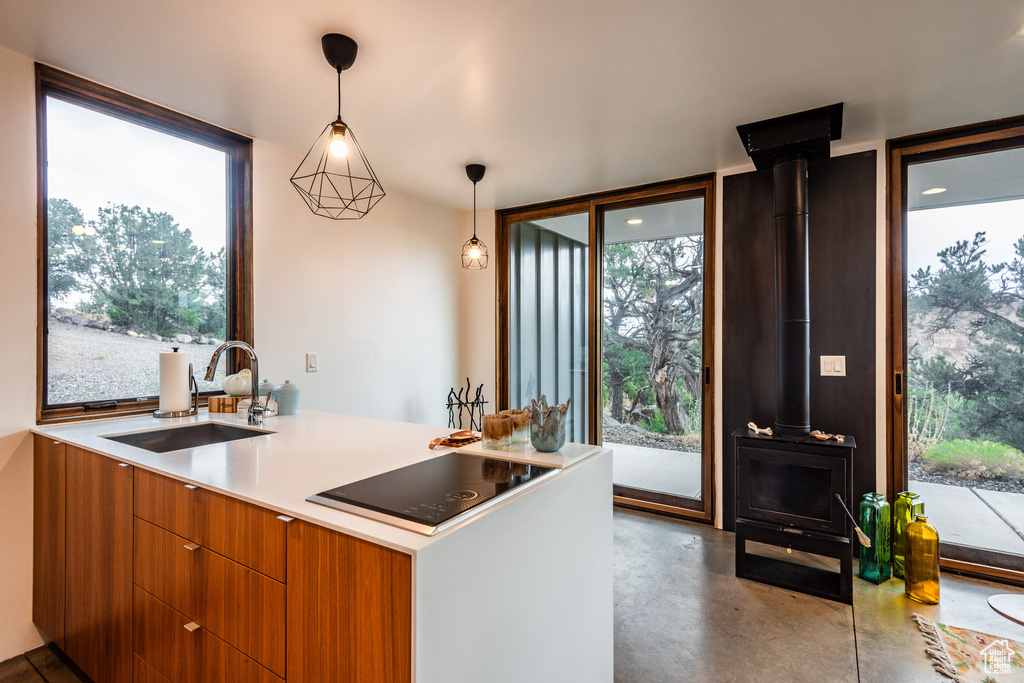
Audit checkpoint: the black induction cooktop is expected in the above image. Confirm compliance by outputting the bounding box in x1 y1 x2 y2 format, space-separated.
307 452 556 535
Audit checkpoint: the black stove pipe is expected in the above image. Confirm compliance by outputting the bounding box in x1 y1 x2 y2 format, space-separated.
773 156 810 436
736 103 843 437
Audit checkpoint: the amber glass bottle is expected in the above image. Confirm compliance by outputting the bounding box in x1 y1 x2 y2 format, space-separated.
905 515 940 604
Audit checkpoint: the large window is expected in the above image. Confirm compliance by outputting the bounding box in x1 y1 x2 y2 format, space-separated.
37 65 252 422
498 175 716 522
889 116 1024 581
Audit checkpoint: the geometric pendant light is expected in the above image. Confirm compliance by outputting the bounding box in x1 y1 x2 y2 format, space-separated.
290 34 385 220
461 163 488 269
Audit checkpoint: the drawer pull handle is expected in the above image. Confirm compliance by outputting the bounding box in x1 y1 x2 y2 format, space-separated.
184 622 201 633
118 463 130 468
277 515 295 523
184 484 198 490
53 440 60 445
184 543 201 552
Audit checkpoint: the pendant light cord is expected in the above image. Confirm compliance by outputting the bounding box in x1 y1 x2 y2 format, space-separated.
336 70 342 120
472 180 478 239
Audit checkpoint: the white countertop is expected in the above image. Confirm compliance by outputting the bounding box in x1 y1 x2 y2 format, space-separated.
32 410 603 555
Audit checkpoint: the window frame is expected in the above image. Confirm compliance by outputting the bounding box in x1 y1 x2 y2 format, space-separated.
35 64 253 423
887 113 1024 585
496 173 717 524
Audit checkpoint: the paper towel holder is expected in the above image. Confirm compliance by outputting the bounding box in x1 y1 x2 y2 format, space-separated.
153 363 200 418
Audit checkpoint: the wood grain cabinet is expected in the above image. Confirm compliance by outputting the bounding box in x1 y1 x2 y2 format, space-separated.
64 443 134 683
33 435 65 649
35 440 413 683
287 521 412 683
133 469 287 682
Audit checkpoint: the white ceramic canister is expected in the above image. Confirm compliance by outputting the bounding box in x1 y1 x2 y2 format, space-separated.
275 380 301 415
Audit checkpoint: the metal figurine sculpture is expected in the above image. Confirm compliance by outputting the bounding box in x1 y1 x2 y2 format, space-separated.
446 378 488 431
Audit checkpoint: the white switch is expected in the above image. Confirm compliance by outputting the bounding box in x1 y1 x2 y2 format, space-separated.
306 352 318 373
820 355 846 377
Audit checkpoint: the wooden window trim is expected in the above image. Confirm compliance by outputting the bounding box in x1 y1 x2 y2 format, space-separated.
887 113 1024 582
35 65 253 424
496 173 717 524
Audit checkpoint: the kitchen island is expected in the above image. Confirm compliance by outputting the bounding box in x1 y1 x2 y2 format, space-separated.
32 410 613 683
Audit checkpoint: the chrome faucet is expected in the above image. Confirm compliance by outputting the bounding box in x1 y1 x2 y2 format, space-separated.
204 341 264 427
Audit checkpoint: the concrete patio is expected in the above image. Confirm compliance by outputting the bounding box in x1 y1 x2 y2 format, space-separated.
609 443 1024 556
609 441 702 499
909 480 1024 555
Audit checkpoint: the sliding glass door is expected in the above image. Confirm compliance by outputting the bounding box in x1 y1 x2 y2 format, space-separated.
498 176 716 522
890 119 1024 579
603 197 708 509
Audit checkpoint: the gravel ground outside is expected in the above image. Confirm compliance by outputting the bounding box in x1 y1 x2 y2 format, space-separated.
602 421 701 453
46 321 229 405
908 460 1024 495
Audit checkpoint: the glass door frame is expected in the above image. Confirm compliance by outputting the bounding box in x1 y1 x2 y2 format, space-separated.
887 115 1024 584
496 173 716 523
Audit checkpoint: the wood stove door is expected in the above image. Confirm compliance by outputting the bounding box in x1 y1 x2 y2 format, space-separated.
736 440 848 534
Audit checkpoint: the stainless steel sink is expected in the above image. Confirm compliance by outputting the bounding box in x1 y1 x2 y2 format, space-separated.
102 422 274 453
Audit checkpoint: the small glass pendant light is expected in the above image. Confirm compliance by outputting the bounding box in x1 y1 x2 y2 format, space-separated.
462 164 488 270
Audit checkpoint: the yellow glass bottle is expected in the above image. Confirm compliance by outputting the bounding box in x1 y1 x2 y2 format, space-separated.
905 515 940 604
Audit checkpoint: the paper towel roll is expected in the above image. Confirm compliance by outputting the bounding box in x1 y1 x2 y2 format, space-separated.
159 351 192 413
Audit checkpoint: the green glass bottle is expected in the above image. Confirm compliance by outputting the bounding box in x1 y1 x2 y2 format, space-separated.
858 493 891 584
905 515 940 604
893 491 924 579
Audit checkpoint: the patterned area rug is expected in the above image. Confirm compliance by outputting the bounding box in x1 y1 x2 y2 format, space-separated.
913 613 1024 682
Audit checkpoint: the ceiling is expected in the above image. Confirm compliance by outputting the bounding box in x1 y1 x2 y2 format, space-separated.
2 0 1024 212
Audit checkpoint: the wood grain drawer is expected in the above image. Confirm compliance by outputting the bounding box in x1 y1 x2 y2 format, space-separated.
135 518 286 676
133 468 287 582
134 587 283 683
196 627 283 683
135 654 173 683
135 469 196 540
198 543 286 677
197 491 287 583
135 519 194 617
134 587 193 683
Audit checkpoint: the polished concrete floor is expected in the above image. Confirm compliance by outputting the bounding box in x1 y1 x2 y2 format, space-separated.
615 508 1024 682
6 509 1024 683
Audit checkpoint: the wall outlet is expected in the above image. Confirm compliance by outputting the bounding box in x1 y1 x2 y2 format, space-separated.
306 352 318 373
820 355 846 377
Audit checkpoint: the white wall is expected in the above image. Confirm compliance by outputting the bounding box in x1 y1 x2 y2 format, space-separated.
0 44 469 659
455 209 497 411
253 142 464 428
0 45 45 660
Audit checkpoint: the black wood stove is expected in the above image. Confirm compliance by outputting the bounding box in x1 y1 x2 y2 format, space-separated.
733 430 856 603
732 103 857 604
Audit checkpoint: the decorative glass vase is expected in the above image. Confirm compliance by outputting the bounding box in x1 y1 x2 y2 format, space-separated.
858 493 891 584
530 395 570 452
499 409 532 445
481 414 512 450
905 515 940 604
893 491 924 579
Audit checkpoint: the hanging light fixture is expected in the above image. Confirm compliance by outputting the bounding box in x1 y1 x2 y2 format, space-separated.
462 164 488 269
290 34 385 220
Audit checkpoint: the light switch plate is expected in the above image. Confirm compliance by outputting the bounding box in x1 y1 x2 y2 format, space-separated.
306 352 318 373
820 355 845 377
